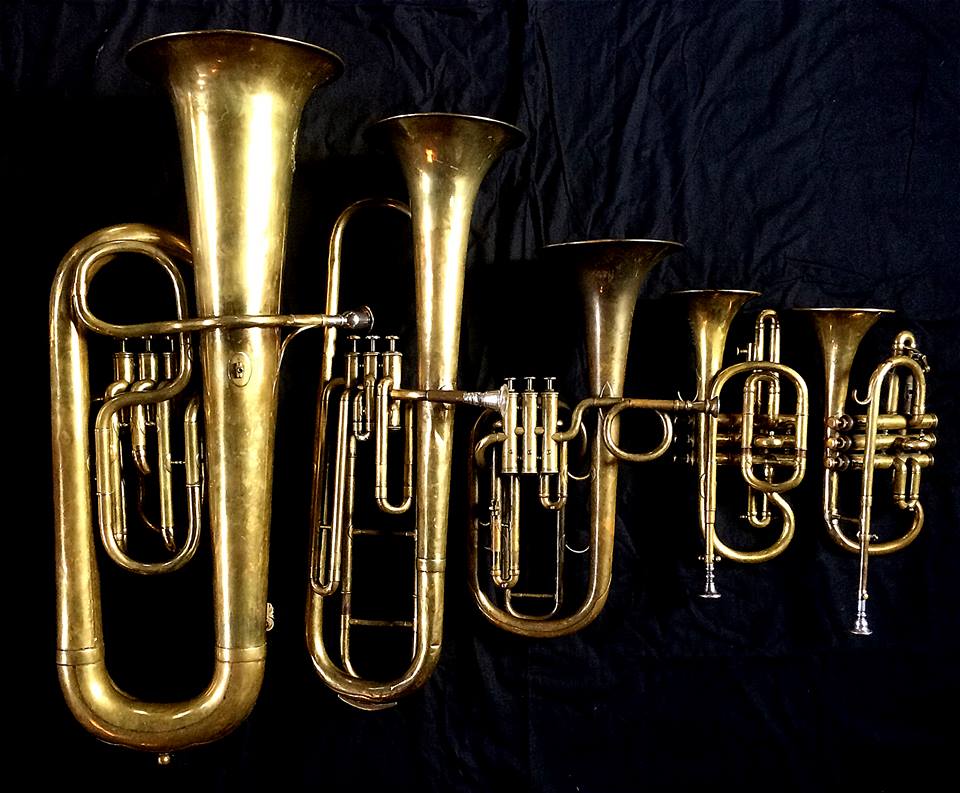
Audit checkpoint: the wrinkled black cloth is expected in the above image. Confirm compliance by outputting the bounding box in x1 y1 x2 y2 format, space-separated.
7 1 958 791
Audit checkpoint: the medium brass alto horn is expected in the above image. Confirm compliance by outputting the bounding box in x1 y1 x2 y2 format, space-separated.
796 308 936 635
669 291 808 598
306 113 524 708
468 240 707 636
51 31 371 753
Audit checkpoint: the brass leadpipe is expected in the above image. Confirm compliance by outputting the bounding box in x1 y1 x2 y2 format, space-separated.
797 309 936 635
51 31 371 754
307 113 524 708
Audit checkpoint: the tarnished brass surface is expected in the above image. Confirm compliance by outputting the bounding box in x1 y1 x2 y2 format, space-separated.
306 113 524 707
49 29 941 735
51 31 360 751
670 290 808 598
797 309 936 635
468 240 687 636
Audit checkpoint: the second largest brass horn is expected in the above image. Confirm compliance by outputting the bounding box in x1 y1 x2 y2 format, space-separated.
51 31 372 752
306 113 524 708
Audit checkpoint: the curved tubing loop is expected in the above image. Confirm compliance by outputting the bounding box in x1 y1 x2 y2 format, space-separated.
308 370 438 709
319 198 411 381
850 353 929 634
468 394 707 636
539 443 570 509
824 352 930 556
77 238 201 574
74 238 373 341
307 198 412 596
559 395 710 446
375 377 415 514
310 380 352 597
134 391 202 553
307 584 441 710
711 360 808 493
601 401 674 463
468 420 611 636
52 223 263 751
701 359 808 564
470 398 631 636
306 198 436 710
859 354 930 549
467 414 561 617
305 369 438 707
823 474 925 557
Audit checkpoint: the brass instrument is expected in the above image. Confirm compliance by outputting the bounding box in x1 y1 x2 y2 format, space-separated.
50 31 373 753
468 240 711 636
306 113 524 708
670 291 808 598
48 28 940 744
796 308 936 635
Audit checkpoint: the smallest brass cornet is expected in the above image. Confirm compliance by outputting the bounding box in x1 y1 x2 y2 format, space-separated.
797 308 936 635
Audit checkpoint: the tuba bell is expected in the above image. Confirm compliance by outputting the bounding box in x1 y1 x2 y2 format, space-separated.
669 290 808 598
50 30 372 753
796 308 936 635
306 113 524 708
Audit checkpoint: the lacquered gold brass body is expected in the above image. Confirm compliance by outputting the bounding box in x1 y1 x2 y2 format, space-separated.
468 240 713 636
671 291 808 598
50 31 372 752
797 308 936 635
306 114 524 707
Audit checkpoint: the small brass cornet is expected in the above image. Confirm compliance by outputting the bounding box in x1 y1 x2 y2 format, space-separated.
797 308 936 635
670 291 809 598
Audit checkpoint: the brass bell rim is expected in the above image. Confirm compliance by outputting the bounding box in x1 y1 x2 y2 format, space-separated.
792 307 895 314
126 29 345 79
366 112 526 147
542 239 684 251
668 288 760 297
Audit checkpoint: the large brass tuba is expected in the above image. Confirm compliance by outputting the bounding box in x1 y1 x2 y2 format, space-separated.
670 290 808 598
796 308 936 634
306 113 524 708
50 31 371 752
468 240 702 636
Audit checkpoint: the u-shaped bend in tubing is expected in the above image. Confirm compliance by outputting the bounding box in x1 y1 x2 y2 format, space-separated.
307 197 444 709
52 223 264 751
76 239 199 574
701 360 808 565
468 395 706 637
823 353 930 556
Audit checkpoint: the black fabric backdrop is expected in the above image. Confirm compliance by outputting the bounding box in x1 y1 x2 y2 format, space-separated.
6 1 959 791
